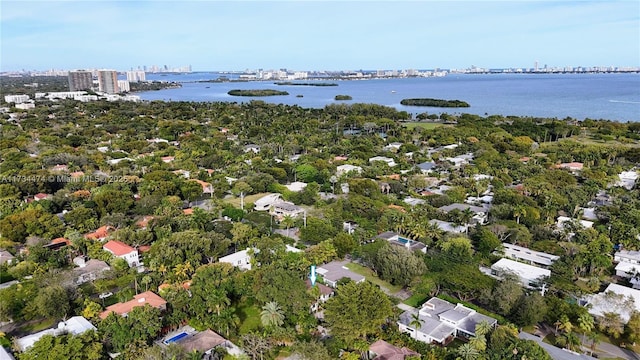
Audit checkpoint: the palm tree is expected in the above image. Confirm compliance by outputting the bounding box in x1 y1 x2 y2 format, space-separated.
475 320 493 337
281 215 295 238
577 312 595 345
409 313 423 339
558 315 574 334
513 204 527 224
469 334 487 352
456 343 480 360
260 301 285 328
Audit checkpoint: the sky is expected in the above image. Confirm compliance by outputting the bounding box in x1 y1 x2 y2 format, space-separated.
1 0 639 71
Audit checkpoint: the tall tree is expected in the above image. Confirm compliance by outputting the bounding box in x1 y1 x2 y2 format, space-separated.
324 281 393 344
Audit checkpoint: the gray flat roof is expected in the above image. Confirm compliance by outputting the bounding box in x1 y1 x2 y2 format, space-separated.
317 261 365 283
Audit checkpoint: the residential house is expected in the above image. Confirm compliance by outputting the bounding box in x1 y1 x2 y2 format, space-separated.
490 258 550 288
616 170 638 190
135 215 155 230
369 340 419 360
336 164 363 177
398 297 497 345
586 283 640 323
343 221 358 234
614 250 640 288
438 203 489 225
254 193 283 211
404 197 426 207
316 260 365 288
499 243 560 268
103 240 139 268
369 156 397 167
445 153 473 168
375 231 427 253
555 162 584 172
84 225 114 241
284 181 307 192
99 291 167 319
72 257 110 284
0 250 15 266
51 164 68 172
270 202 305 220
175 329 232 355
243 144 261 154
219 248 255 271
429 219 466 234
33 193 50 201
44 237 70 251
188 179 214 195
556 216 594 230
161 156 175 163
384 142 403 152
306 279 335 317
15 316 96 352
417 161 436 174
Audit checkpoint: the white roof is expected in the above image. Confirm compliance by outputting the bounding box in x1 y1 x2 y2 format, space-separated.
219 248 254 264
491 258 550 282
285 182 307 192
616 250 640 262
254 193 282 207
16 316 96 351
615 262 640 274
587 283 640 323
501 243 560 267
285 245 302 253
557 216 594 229
429 219 466 233
336 164 362 172
0 346 14 360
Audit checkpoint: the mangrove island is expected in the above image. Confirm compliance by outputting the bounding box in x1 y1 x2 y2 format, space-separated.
227 89 289 96
400 98 470 107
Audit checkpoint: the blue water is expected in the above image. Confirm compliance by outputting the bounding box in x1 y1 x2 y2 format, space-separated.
397 237 411 245
163 332 188 344
137 72 640 122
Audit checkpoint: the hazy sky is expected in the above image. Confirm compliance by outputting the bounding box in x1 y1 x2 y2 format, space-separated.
2 1 639 71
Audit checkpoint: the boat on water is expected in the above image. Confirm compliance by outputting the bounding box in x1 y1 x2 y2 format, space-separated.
391 90 397 93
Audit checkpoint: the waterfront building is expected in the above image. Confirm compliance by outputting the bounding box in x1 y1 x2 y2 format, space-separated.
126 70 146 82
97 70 119 94
4 94 30 104
68 70 93 91
117 80 130 92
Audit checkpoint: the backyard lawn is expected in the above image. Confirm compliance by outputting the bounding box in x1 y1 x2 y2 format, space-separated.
223 192 271 209
236 303 261 335
345 262 403 293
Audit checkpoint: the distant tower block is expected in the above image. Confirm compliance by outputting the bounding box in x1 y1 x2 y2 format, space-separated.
98 70 119 94
68 70 93 91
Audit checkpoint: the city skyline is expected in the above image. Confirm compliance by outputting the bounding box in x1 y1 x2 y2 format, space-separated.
1 1 639 72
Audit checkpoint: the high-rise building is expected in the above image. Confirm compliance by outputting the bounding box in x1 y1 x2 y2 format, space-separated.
117 80 130 92
97 70 119 94
126 70 146 82
68 70 93 91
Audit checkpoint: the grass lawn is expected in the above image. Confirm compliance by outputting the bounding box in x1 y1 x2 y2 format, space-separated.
402 122 448 130
223 192 271 209
403 293 429 307
20 318 57 333
344 262 403 293
236 303 262 335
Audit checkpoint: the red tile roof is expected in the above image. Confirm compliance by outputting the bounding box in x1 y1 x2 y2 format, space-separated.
51 237 70 246
183 208 194 215
85 225 113 240
103 240 135 256
369 340 419 360
99 291 166 319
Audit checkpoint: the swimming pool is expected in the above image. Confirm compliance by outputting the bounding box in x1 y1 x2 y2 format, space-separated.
397 237 411 244
163 332 189 345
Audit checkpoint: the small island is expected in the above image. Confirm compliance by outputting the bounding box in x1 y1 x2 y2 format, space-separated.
400 98 470 107
296 94 304 98
275 82 338 86
228 89 289 97
334 95 353 101
129 81 182 92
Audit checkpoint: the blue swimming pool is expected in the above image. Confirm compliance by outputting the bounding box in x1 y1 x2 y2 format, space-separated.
163 332 188 345
397 237 411 244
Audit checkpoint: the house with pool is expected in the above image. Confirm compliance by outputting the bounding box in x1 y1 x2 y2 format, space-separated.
375 231 427 253
398 297 497 345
